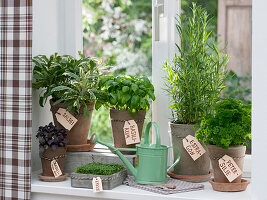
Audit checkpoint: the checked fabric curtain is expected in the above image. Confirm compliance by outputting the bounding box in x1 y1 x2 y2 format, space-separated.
0 0 32 199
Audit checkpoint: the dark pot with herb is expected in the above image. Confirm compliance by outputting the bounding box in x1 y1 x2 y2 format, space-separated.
162 4 228 182
196 98 251 191
33 53 102 147
36 123 68 179
97 75 155 154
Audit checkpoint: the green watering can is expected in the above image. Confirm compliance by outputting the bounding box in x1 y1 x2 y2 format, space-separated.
92 122 181 184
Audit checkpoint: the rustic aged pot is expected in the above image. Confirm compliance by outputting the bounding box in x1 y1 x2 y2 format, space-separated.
109 109 146 154
170 123 210 180
207 144 246 183
40 147 66 177
50 100 95 146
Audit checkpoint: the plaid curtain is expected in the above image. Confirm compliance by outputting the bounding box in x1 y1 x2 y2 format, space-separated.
0 0 32 199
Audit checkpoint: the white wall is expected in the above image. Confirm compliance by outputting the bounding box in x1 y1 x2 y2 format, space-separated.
152 0 180 164
32 0 82 172
252 0 267 199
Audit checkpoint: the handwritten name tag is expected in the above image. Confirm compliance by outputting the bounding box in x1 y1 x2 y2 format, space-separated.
183 135 206 161
55 108 78 130
92 177 103 192
51 159 62 178
123 120 140 145
219 155 242 182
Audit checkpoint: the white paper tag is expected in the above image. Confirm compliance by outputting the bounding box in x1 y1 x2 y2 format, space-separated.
183 135 206 161
123 120 140 145
51 159 62 178
92 177 103 192
219 155 242 182
55 108 78 130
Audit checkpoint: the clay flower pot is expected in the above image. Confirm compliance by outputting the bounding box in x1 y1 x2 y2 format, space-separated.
40 147 66 177
50 100 95 146
109 109 146 154
207 144 246 183
169 123 210 182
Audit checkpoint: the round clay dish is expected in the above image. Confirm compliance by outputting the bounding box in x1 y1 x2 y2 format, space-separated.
38 173 68 182
209 178 250 192
67 138 96 152
168 169 213 183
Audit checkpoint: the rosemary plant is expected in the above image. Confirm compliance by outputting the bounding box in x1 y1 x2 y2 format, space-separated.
162 3 228 124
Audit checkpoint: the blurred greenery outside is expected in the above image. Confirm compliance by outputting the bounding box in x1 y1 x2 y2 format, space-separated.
83 0 251 143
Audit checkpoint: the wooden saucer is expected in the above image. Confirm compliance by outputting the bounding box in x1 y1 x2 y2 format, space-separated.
209 178 250 192
167 169 213 183
67 136 96 152
38 173 68 182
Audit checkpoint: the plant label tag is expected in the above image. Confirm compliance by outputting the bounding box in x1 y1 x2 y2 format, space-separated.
183 135 206 161
123 120 140 145
51 160 62 178
92 177 103 192
218 155 242 182
55 108 78 130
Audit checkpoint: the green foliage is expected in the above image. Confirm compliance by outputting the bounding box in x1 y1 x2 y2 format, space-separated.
89 107 112 143
76 163 124 175
222 71 251 105
181 0 217 37
33 52 102 116
97 75 155 115
196 98 251 149
82 0 152 75
33 53 70 107
162 3 228 124
51 67 98 117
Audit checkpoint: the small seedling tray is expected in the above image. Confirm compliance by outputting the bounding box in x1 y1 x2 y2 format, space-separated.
71 169 127 190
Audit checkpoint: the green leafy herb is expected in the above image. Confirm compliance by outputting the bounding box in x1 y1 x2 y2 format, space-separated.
97 75 155 115
76 163 124 175
33 52 104 116
162 3 228 124
195 98 251 149
36 122 68 153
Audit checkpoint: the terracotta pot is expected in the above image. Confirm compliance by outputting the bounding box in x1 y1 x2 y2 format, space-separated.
207 144 246 183
170 123 210 178
50 100 95 145
109 109 146 154
40 147 66 177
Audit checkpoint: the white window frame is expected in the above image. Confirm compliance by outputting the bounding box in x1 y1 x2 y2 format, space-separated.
251 0 267 199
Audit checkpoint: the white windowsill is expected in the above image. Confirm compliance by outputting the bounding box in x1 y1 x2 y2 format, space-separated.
31 173 251 200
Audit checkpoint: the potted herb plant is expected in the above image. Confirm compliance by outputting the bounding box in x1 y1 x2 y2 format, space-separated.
33 53 101 149
36 122 68 181
162 3 228 181
71 163 127 190
97 75 155 153
196 98 251 191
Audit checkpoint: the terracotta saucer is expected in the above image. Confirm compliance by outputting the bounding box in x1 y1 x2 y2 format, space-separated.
209 178 250 192
67 135 96 152
167 169 213 183
38 173 68 182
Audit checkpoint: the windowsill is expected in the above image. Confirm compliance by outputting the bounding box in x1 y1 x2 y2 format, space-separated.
31 173 251 200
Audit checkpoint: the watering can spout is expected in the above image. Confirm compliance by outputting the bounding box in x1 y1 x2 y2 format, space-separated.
91 134 137 177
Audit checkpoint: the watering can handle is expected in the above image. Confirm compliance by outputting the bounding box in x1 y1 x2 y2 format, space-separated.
167 146 181 172
144 122 161 147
